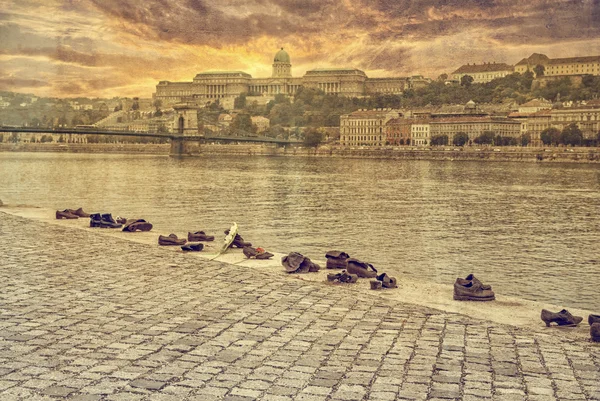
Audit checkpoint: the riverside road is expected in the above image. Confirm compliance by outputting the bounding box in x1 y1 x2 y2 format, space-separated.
0 212 599 401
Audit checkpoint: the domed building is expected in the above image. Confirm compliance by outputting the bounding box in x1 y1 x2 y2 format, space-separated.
154 48 428 107
272 48 292 78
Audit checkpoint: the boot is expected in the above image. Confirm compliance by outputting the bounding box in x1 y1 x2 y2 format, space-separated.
325 250 350 269
346 258 378 278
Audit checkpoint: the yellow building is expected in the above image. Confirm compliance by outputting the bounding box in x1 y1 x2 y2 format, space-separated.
340 109 401 146
515 53 600 77
451 63 514 83
429 117 521 143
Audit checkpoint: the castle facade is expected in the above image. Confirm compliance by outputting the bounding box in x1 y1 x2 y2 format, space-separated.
154 49 429 106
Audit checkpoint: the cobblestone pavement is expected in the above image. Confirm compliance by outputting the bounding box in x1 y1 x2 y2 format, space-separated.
1 212 599 401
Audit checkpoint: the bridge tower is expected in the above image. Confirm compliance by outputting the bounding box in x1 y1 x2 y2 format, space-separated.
170 103 201 156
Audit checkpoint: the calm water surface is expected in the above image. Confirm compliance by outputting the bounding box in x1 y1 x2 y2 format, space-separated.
1 152 599 310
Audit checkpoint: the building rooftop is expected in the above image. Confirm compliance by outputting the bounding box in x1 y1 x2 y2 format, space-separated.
547 56 600 65
274 48 290 64
195 71 252 77
452 63 514 74
345 108 399 118
305 68 367 76
430 116 518 123
515 53 551 66
519 98 552 108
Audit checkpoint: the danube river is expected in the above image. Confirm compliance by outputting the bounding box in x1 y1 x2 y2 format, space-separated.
1 152 599 310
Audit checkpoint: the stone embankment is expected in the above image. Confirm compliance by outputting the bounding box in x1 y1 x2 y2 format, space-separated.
2 142 600 163
0 205 599 400
0 142 169 154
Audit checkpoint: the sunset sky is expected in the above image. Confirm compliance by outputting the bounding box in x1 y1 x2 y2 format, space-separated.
1 0 599 98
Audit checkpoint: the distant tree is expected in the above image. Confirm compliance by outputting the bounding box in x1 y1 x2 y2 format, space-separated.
57 115 68 127
71 116 85 126
460 75 474 87
303 128 323 148
131 97 140 111
234 92 247 109
430 135 449 146
540 127 561 146
560 123 583 146
40 134 53 143
57 134 65 143
10 132 19 143
533 64 545 77
437 73 448 82
153 99 162 109
474 131 495 145
265 124 286 138
230 113 256 134
452 132 469 146
520 133 531 147
0 134 3 143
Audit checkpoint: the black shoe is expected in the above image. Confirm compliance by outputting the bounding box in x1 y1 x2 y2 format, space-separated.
181 243 203 252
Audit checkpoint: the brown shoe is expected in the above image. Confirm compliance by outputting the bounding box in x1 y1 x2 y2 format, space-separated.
224 229 251 248
255 250 274 260
591 323 600 342
325 250 350 269
56 210 78 219
376 273 397 288
297 257 320 273
188 231 215 241
370 280 383 290
588 314 600 325
453 279 494 301
541 309 583 327
158 234 187 246
282 252 319 273
456 274 492 290
243 246 274 260
282 252 305 273
67 208 91 218
123 219 153 232
346 258 378 278
339 271 358 283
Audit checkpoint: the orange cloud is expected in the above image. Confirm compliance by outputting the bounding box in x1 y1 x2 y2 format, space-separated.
0 0 599 97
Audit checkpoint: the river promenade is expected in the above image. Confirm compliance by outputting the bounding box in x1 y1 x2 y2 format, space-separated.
1 209 599 401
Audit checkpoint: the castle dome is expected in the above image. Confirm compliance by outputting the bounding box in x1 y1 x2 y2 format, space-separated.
274 48 290 64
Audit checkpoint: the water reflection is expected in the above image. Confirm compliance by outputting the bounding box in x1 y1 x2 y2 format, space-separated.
1 152 599 309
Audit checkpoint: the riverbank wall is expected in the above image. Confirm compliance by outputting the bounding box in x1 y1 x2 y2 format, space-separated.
2 142 600 163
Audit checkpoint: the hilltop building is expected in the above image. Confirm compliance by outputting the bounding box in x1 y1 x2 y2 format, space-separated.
451 62 514 83
515 53 600 77
154 49 429 107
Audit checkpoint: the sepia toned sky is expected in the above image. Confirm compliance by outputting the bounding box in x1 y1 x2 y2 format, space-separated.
1 0 599 98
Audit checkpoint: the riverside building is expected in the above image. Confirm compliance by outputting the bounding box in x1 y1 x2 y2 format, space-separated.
339 109 401 146
154 49 428 107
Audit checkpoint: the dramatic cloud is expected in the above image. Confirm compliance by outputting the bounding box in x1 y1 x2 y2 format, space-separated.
0 0 599 97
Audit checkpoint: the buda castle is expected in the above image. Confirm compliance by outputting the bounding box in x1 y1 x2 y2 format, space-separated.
154 48 430 107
